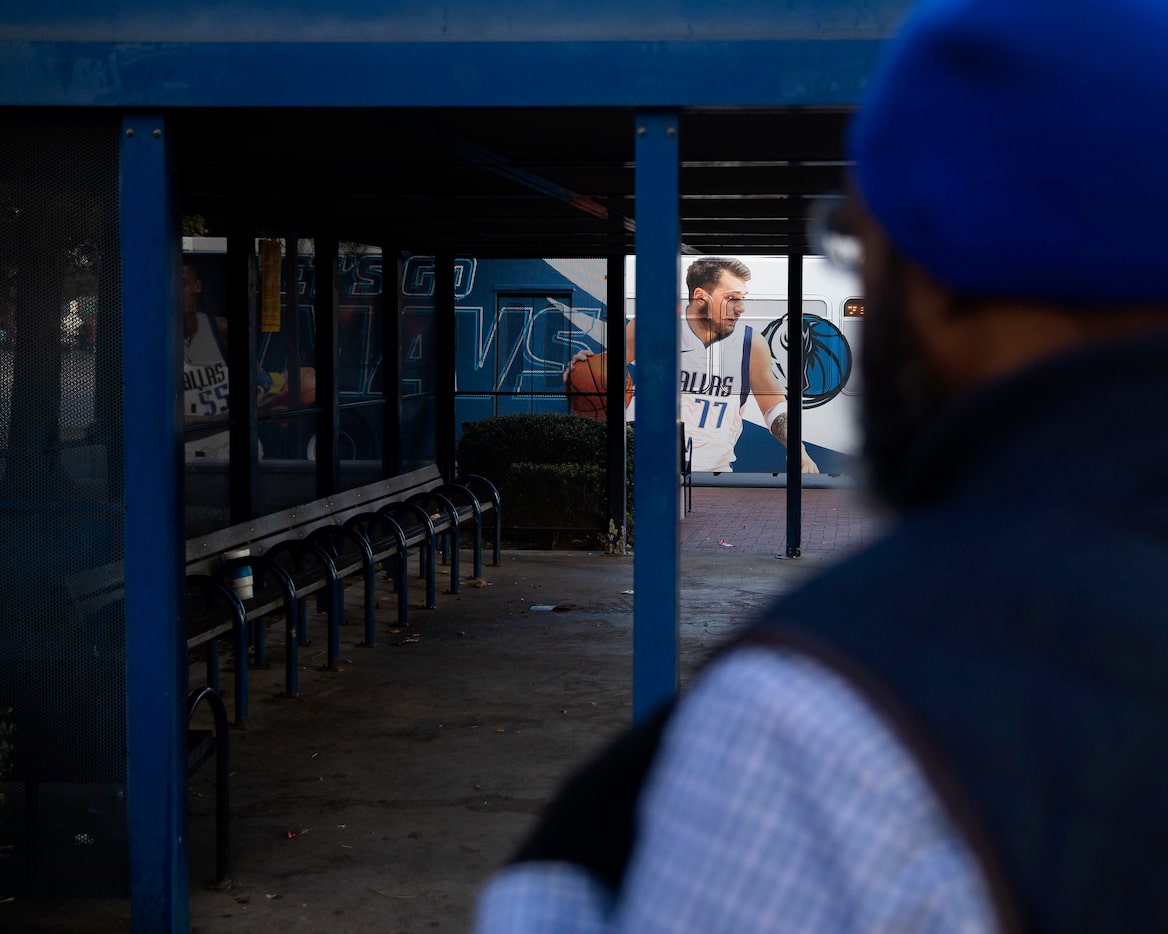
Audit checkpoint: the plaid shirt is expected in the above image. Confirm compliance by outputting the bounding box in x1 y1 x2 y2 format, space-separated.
474 648 999 933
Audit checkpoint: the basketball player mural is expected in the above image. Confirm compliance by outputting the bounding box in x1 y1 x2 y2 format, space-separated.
182 256 317 461
183 260 233 460
564 257 818 474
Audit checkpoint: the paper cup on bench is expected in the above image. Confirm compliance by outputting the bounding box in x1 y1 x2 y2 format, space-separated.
223 547 254 601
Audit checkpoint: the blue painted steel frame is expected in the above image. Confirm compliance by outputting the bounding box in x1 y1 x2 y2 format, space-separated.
0 40 884 108
632 112 681 721
120 114 188 933
0 0 911 41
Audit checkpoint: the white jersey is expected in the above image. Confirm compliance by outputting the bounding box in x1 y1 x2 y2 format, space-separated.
679 321 752 472
184 314 231 459
184 316 229 418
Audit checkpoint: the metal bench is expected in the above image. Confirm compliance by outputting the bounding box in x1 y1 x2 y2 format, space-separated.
68 465 500 715
184 464 502 699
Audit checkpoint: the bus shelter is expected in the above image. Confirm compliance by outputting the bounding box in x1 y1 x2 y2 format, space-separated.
0 1 907 927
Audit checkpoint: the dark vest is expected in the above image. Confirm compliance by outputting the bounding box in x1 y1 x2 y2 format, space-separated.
515 334 1168 932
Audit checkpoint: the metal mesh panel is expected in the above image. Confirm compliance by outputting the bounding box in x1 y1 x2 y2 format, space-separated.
0 114 126 894
337 241 385 490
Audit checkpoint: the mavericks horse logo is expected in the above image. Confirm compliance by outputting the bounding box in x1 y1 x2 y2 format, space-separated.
761 314 852 409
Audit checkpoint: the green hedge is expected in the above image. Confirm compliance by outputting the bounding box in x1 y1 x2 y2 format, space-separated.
504 461 607 529
458 413 603 477
458 413 633 537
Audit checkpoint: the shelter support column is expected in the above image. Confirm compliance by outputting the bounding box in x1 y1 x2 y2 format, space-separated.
434 253 457 481
314 232 339 496
226 217 257 520
606 254 627 554
632 111 680 721
382 244 403 476
121 113 188 934
784 252 804 557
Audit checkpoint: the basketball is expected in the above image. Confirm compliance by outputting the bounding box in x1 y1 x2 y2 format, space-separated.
566 355 633 420
566 355 608 419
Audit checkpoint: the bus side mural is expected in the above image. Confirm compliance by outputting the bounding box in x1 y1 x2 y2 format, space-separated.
622 255 863 477
182 240 862 477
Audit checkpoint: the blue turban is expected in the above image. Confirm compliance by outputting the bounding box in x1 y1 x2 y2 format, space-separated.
847 0 1168 304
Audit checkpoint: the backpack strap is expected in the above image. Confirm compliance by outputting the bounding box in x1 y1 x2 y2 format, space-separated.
509 701 675 890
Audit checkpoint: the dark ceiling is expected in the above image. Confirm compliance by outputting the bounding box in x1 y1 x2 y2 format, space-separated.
176 107 854 257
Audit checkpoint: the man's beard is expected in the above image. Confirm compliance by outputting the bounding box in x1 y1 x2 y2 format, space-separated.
858 256 952 512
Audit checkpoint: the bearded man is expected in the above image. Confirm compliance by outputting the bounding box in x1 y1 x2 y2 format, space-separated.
475 0 1168 929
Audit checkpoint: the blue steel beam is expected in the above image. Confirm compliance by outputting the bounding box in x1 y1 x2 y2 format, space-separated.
0 0 910 42
0 39 886 108
632 111 681 722
120 114 188 932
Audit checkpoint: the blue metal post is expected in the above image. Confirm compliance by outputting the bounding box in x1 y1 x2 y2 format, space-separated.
785 252 804 557
606 255 628 554
315 232 340 497
435 253 457 482
121 114 188 932
383 243 403 476
632 111 680 721
226 221 258 520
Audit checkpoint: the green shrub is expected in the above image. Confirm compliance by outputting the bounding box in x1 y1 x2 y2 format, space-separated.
458 413 605 478
458 414 634 542
503 461 606 529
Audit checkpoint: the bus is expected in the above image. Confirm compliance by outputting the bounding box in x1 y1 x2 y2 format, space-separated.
624 255 863 477
182 241 863 477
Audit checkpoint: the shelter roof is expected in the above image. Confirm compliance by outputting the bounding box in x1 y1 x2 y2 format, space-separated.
1 0 913 255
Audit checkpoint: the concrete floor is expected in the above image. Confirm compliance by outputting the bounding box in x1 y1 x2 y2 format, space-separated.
0 486 886 933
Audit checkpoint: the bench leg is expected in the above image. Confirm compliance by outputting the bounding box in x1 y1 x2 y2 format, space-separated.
472 514 483 581
210 700 231 884
285 610 299 697
233 614 249 727
327 579 341 669
449 526 461 594
188 688 231 884
297 599 311 646
362 561 377 647
215 737 230 885
425 539 437 608
397 549 410 627
252 616 267 669
204 640 220 693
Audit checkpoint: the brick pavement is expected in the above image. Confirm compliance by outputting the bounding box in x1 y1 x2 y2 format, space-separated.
680 484 890 557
